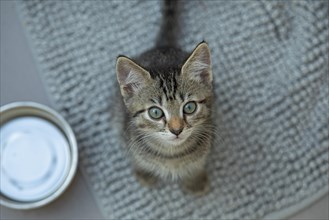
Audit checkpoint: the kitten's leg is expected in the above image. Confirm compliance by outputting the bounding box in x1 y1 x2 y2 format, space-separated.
134 168 158 187
181 169 209 196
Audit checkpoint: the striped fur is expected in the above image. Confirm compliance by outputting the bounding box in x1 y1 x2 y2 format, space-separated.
116 1 214 195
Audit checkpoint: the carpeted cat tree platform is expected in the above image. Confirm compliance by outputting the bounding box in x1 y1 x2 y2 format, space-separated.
17 1 328 219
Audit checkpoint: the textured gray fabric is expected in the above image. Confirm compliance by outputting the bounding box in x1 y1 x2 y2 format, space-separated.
17 0 328 219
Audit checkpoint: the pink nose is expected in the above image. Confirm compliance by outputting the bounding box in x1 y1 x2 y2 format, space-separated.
168 117 184 136
169 128 183 136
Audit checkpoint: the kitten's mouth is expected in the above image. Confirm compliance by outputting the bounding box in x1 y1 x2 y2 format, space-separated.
169 135 187 144
157 131 191 145
171 130 193 142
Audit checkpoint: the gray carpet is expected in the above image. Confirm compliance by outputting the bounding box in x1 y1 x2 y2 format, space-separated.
17 0 328 219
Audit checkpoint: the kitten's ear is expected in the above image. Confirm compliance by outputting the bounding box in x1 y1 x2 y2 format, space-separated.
116 56 151 98
181 42 212 84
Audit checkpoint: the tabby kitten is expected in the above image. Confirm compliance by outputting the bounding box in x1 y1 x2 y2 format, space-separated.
116 0 214 195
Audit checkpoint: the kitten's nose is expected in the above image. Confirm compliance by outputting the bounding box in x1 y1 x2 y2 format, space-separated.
169 127 183 136
168 117 184 136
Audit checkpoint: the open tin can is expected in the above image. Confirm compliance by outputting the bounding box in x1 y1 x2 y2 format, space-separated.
0 102 78 209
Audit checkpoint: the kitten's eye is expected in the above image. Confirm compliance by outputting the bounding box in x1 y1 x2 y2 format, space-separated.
183 101 197 114
148 107 164 120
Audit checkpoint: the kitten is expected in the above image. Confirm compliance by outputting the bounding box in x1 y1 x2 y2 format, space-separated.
116 0 214 195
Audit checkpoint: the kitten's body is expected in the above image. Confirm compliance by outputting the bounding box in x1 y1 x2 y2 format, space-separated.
136 48 187 73
116 0 214 195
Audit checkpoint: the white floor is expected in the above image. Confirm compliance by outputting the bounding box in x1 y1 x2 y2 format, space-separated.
1 1 328 219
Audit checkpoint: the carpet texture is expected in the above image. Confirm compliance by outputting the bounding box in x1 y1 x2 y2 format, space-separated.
18 0 328 219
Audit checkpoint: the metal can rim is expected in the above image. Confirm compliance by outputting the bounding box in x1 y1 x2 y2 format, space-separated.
0 101 78 209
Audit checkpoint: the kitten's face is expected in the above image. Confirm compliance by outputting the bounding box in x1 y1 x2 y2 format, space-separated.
129 77 212 146
116 43 213 146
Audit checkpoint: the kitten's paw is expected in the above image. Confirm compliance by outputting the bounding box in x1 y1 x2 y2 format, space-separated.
182 171 210 196
134 169 158 188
